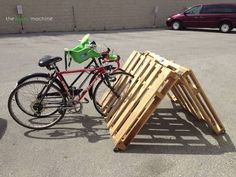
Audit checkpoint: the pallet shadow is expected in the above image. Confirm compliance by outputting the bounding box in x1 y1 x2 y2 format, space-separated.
24 115 109 143
0 118 7 140
127 103 235 154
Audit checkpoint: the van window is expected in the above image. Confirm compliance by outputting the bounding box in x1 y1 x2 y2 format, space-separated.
201 4 236 14
221 4 236 13
185 5 202 14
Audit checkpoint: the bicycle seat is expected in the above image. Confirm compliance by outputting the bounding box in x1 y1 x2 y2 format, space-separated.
38 55 62 67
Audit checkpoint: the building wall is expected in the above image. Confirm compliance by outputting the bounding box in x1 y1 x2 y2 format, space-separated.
0 0 236 34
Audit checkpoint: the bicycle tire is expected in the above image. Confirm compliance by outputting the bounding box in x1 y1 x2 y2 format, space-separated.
8 80 67 129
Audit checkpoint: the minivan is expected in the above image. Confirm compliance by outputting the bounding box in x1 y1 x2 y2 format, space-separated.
166 3 236 33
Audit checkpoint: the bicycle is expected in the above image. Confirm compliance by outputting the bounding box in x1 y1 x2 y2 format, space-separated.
15 34 124 100
8 36 133 130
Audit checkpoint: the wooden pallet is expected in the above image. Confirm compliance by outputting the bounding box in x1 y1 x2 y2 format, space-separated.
100 51 179 150
147 51 225 135
102 51 225 151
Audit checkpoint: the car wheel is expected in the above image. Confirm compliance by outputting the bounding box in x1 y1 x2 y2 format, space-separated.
172 21 181 30
219 23 232 33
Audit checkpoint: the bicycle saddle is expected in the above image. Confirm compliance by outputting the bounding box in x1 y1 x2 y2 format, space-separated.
38 55 62 67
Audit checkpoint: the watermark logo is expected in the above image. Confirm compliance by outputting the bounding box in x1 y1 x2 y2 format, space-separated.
6 16 53 23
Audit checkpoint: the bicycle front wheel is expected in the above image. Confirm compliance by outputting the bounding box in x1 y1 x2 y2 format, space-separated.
8 80 66 129
93 72 133 117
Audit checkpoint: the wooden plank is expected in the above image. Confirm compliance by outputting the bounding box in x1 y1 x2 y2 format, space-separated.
129 55 148 75
196 94 215 120
178 80 202 120
100 51 144 107
109 64 162 133
106 59 157 123
105 59 155 121
167 92 177 102
122 51 141 71
120 97 161 148
99 76 126 109
113 68 173 144
155 92 164 99
196 93 224 134
176 84 198 118
99 75 125 108
115 142 127 151
100 53 144 108
125 52 144 74
146 51 189 75
120 77 178 147
104 56 155 115
107 63 159 127
171 84 188 109
101 52 148 109
189 71 225 133
104 77 132 115
184 75 200 95
102 74 133 114
181 77 223 133
159 72 178 90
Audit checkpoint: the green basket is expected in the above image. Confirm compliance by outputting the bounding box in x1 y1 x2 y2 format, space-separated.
68 47 100 64
64 34 118 64
64 34 100 64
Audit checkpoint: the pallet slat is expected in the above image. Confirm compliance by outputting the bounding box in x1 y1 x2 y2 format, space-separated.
113 68 173 145
109 64 162 134
120 77 178 149
107 60 158 127
106 57 155 118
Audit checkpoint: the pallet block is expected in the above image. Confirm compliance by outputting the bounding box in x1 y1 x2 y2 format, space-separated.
101 51 225 151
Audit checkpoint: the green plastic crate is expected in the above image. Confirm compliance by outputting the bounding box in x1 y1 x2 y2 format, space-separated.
68 47 100 64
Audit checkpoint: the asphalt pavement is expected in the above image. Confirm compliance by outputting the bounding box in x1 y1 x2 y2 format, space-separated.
0 28 236 177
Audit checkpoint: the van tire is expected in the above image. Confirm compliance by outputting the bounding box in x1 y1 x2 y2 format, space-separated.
171 21 182 30
219 22 232 33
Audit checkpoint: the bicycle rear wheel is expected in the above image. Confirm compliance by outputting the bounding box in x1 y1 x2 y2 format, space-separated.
8 80 66 129
93 72 133 117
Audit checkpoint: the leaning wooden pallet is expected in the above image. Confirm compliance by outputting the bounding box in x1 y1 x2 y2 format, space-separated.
101 51 225 151
147 51 225 134
100 51 179 150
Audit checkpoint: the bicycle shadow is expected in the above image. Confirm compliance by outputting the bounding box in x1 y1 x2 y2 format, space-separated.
24 115 109 143
126 102 236 155
0 118 7 140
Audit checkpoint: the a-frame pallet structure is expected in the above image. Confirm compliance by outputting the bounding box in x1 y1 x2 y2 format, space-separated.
100 51 225 151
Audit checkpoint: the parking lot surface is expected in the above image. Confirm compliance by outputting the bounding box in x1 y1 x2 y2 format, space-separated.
0 29 236 177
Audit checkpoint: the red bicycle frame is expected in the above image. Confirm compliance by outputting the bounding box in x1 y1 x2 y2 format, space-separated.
56 66 106 102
